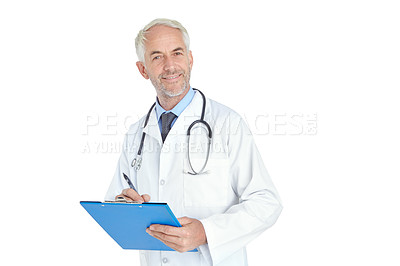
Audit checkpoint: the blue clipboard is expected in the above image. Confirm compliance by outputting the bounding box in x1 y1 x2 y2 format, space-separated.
80 201 196 251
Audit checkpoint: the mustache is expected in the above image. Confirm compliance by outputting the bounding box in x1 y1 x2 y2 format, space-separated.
159 70 185 79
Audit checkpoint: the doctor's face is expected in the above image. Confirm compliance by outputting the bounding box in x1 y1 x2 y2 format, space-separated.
136 25 193 98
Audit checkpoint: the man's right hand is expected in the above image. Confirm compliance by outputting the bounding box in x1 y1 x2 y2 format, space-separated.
115 188 151 203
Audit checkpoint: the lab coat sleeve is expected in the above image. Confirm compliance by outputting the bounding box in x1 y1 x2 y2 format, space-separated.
104 134 131 201
199 118 283 265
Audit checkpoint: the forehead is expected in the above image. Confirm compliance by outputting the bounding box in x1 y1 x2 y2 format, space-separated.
144 25 185 54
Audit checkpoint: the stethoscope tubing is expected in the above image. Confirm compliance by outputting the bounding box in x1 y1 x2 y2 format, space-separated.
132 88 212 174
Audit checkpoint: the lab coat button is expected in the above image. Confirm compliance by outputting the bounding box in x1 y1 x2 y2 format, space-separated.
160 179 165 185
162 257 168 263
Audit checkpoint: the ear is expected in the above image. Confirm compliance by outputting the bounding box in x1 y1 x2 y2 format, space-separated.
188 50 193 70
136 61 149 79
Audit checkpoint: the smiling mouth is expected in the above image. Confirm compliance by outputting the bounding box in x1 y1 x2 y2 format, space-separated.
161 74 182 81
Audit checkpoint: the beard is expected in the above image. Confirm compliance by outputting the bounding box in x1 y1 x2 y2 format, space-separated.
149 68 191 98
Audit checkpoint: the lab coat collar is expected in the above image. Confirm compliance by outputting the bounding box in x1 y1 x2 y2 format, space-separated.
168 90 204 140
141 91 205 145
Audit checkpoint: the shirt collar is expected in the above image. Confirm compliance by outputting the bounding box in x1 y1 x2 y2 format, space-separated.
155 87 195 121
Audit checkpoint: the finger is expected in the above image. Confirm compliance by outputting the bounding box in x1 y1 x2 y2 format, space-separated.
115 194 135 201
122 188 144 203
149 224 182 237
146 229 181 244
147 232 186 253
141 194 151 202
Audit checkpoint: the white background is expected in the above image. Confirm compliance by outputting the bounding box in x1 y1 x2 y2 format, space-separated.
1 0 399 265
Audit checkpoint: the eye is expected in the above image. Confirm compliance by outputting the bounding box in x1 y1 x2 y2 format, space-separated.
153 56 161 60
174 52 183 56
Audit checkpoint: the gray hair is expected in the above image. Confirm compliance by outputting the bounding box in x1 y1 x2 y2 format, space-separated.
135 18 190 63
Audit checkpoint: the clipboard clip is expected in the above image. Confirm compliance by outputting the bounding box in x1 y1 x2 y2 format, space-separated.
105 196 141 204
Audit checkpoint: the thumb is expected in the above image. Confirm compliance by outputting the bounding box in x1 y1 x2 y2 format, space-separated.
122 188 144 203
177 216 192 225
141 194 151 202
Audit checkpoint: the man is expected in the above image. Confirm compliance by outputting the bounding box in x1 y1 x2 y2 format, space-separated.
105 18 282 266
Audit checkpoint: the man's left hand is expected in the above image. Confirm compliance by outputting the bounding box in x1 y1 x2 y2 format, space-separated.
146 216 207 253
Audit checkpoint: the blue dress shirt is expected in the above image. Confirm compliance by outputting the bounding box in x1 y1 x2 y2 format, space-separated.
155 87 195 132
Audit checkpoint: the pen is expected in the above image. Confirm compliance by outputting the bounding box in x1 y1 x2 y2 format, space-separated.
123 173 138 193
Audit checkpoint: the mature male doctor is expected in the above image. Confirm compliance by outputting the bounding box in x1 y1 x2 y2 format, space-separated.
105 18 283 266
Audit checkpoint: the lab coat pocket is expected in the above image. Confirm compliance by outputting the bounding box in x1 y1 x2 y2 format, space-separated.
183 158 230 207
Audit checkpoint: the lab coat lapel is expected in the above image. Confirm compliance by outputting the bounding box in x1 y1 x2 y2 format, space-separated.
142 108 162 145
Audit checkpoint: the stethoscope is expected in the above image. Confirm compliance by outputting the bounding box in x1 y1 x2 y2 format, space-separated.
131 88 212 175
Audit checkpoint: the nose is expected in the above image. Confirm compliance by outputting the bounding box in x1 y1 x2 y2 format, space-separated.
163 56 176 72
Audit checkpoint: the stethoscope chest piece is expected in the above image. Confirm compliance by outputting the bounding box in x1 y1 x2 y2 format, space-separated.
131 156 142 171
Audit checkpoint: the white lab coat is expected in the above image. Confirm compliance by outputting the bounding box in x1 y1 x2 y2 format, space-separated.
105 91 283 266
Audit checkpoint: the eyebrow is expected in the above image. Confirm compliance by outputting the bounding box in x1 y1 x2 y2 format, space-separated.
172 47 184 53
150 51 162 56
149 47 185 57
